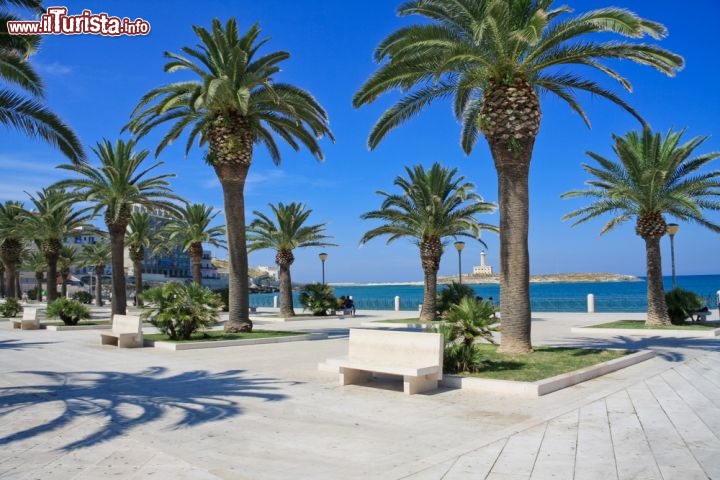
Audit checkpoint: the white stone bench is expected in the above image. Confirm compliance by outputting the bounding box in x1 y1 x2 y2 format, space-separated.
100 314 143 348
11 307 39 330
331 328 443 395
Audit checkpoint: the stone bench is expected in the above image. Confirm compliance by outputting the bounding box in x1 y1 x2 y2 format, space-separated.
100 314 143 348
11 307 39 330
330 328 443 395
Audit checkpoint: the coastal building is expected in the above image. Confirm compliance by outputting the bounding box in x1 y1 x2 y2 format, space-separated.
473 251 493 275
256 265 279 280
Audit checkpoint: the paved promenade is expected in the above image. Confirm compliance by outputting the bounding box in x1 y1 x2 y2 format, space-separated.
0 309 719 479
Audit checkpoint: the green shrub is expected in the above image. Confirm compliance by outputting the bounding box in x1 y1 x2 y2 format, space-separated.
666 288 705 325
213 287 229 312
141 282 221 340
46 298 91 325
436 282 475 316
443 343 487 374
0 297 22 317
437 297 499 374
298 283 336 316
72 291 94 304
27 288 39 301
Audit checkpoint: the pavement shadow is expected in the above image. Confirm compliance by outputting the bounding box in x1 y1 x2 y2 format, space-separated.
0 366 291 450
556 335 720 362
0 339 56 350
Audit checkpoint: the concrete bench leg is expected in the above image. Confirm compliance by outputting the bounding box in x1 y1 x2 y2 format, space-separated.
11 321 21 329
118 334 142 348
100 335 119 347
340 367 371 386
404 374 438 395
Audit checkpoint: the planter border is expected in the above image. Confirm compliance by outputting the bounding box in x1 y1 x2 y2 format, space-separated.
147 332 327 351
571 326 720 338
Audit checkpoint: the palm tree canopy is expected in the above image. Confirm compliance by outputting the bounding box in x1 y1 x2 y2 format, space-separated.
21 187 95 243
55 138 182 224
247 202 336 253
562 128 720 234
164 203 227 252
125 18 334 163
0 0 85 162
78 239 111 269
24 249 46 273
353 0 684 152
126 211 155 253
360 163 497 247
0 200 24 241
58 244 78 273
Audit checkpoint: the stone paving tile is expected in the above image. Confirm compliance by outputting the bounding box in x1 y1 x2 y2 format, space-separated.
574 400 617 480
529 412 577 480
488 423 546 477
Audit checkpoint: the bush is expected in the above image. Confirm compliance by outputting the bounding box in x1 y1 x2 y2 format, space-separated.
72 291 94 304
436 282 476 316
27 288 39 301
46 298 91 325
0 297 22 317
141 282 221 340
438 297 498 374
213 287 229 312
298 283 336 316
666 288 705 325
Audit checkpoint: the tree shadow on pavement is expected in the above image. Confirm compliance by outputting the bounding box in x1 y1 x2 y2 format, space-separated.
552 335 720 362
0 366 294 450
0 339 56 351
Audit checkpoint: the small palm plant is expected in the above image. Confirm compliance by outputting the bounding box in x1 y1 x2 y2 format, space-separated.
140 282 222 340
46 298 91 326
436 282 476 317
439 297 498 373
361 163 496 321
298 283 336 316
562 128 720 326
247 202 335 317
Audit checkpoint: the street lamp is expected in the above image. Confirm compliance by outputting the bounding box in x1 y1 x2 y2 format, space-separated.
453 241 465 285
319 252 328 285
666 223 679 289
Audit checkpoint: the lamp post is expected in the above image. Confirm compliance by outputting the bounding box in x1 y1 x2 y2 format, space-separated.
319 252 328 285
454 241 465 285
666 223 679 289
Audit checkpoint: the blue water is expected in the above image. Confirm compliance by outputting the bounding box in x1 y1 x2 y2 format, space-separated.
250 275 720 312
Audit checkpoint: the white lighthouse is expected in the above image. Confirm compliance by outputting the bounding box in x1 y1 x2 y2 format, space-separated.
473 251 493 275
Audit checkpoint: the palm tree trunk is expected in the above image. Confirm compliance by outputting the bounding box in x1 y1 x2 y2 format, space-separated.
35 273 43 300
215 164 252 333
108 223 127 316
61 273 68 298
278 262 294 317
420 269 438 322
644 236 670 326
15 271 20 299
133 260 143 307
491 144 533 354
46 252 59 303
189 242 203 285
419 240 441 322
95 265 103 307
0 264 5 297
2 261 16 298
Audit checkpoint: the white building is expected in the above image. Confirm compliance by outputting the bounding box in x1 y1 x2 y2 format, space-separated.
473 251 493 275
256 265 279 280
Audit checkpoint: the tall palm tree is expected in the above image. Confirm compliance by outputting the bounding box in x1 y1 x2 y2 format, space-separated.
0 262 5 297
353 0 682 353
0 0 84 162
57 244 77 298
247 202 336 317
563 128 720 326
164 203 226 286
56 138 180 316
360 163 497 321
125 211 156 307
78 240 111 307
0 200 24 298
21 187 93 302
125 19 333 333
24 250 46 301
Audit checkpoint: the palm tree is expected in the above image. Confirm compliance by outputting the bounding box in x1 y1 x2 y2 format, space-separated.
562 128 720 326
0 0 84 162
56 138 180 316
21 187 93 302
125 19 333 333
0 262 5 297
126 211 155 307
360 163 497 321
57 244 77 298
0 200 24 298
353 1 682 353
247 202 336 317
164 203 226 286
78 240 111 307
24 250 46 301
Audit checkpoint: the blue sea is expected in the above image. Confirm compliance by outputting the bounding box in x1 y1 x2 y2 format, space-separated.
250 275 720 312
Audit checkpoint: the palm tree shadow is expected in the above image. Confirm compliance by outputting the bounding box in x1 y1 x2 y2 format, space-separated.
0 339 56 350
556 334 720 362
0 366 293 450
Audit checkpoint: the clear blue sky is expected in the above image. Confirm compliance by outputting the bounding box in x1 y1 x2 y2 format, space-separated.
2 1 719 283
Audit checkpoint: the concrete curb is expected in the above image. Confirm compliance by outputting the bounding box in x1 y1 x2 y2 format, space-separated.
440 349 655 396
360 321 426 329
147 332 328 351
571 326 720 337
45 324 112 331
259 315 355 323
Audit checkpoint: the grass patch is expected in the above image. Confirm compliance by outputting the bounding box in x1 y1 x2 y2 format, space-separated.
464 345 628 382
588 320 719 330
144 330 304 343
44 320 111 327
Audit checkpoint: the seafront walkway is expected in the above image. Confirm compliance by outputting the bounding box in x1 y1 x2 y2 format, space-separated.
0 309 719 479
